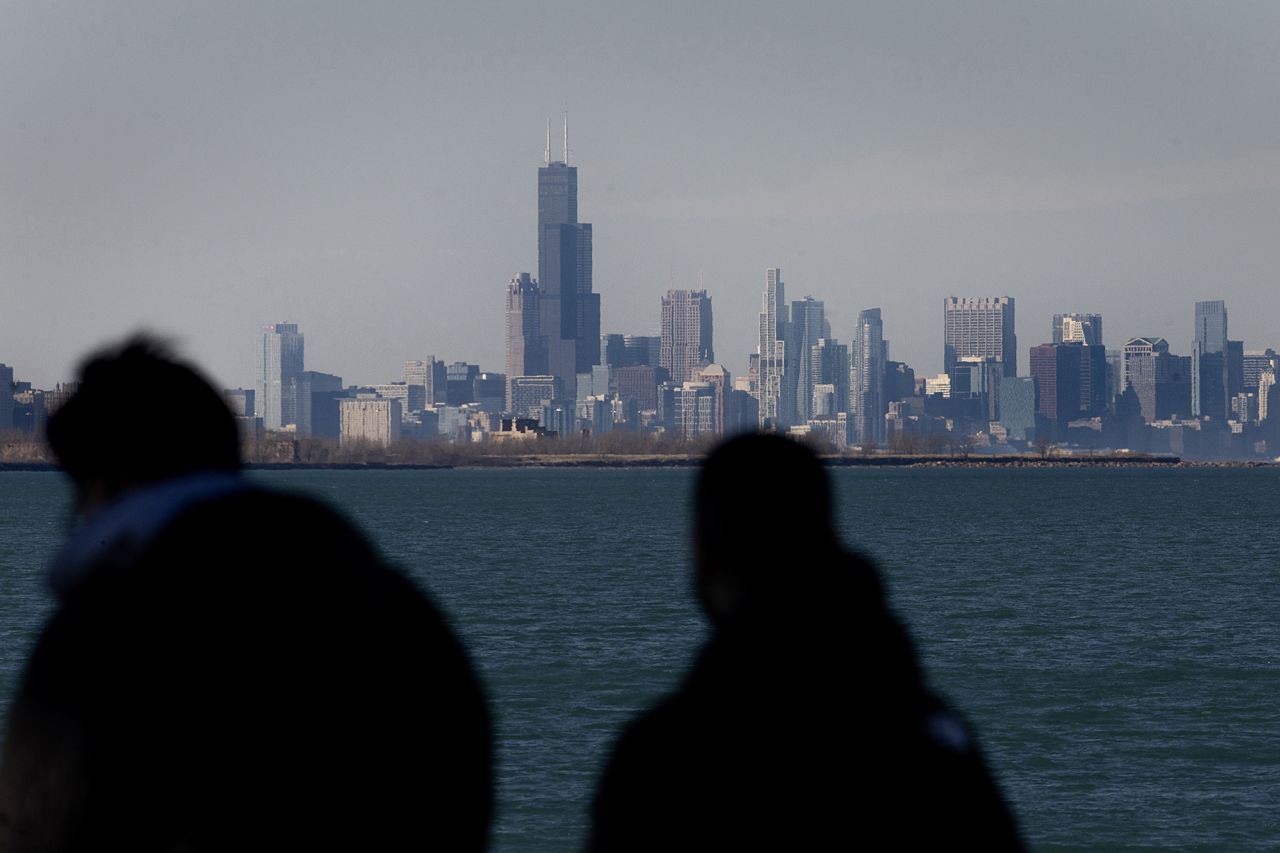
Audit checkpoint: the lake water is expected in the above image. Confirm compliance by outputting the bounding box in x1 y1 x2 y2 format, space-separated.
2 467 1280 851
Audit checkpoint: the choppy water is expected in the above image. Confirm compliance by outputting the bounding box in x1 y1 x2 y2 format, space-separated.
3 467 1280 851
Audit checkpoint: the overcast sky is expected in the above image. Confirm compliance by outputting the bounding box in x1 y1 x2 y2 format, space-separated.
3 1 1279 388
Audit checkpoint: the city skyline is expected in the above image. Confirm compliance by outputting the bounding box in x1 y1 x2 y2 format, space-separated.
3 4 1279 390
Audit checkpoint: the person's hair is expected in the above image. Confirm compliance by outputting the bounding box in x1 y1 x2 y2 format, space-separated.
696 433 832 539
693 434 836 615
47 335 241 497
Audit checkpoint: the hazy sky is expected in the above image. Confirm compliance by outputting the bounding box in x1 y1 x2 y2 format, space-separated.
3 1 1279 388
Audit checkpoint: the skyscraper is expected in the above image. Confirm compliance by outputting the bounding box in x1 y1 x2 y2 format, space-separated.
505 272 547 410
756 268 789 429
660 289 714 384
810 338 850 419
0 363 13 432
1029 343 1082 439
256 322 304 431
943 297 1017 378
851 308 886 445
1122 337 1191 422
1191 300 1228 421
788 296 827 424
1052 313 1103 346
538 119 599 399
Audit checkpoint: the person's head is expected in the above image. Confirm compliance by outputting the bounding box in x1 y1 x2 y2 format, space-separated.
693 434 837 624
47 335 241 515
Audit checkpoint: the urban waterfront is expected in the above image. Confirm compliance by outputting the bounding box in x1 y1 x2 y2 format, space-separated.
2 467 1280 851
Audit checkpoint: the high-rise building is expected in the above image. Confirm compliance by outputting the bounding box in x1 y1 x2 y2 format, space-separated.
997 377 1037 443
1243 350 1278 391
339 398 401 447
1192 300 1229 422
851 308 886 445
1123 337 1191 422
601 334 661 369
943 297 1017 378
757 268 789 429
673 382 718 439
1052 313 1103 346
1227 339 1245 399
614 365 665 415
1029 343 1083 438
510 375 564 420
447 362 481 406
788 297 828 424
404 359 447 407
256 323 304 431
505 273 547 410
538 119 599 398
0 363 13 432
296 371 343 438
659 289 714 384
1259 367 1277 424
810 338 849 417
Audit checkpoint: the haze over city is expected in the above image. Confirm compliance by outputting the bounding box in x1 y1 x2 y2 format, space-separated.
3 1 1279 389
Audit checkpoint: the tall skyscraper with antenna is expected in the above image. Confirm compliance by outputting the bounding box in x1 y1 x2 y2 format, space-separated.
538 115 600 399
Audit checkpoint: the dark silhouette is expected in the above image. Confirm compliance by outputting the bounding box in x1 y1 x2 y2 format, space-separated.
586 434 1024 851
0 338 492 851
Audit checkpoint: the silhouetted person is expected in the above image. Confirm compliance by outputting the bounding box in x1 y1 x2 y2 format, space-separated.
586 434 1024 851
0 338 492 852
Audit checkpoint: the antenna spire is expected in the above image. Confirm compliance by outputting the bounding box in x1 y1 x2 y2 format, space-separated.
563 111 569 164
544 119 550 166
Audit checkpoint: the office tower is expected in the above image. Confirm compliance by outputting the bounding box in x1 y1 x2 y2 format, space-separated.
0 363 12 431
673 382 718 439
614 365 665 415
788 296 827 424
473 373 507 413
757 268 789 428
1243 350 1278 391
660 289 714 384
223 389 255 418
997 377 1037 443
339 398 401 447
851 308 886 445
1259 367 1277 424
601 334 661 369
505 273 547 410
509 375 564 420
296 371 343 437
1123 337 1192 422
884 361 916 403
1192 300 1229 422
600 334 626 369
1029 343 1083 438
951 356 1002 422
1078 345 1108 417
1105 349 1123 414
447 362 481 406
1227 340 1244 399
697 363 731 435
404 358 448 407
943 297 1017 377
538 119 599 399
1052 313 1103 346
369 384 414 419
256 323 304 431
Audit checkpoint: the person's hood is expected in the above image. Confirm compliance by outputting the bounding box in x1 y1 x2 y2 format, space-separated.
49 472 248 599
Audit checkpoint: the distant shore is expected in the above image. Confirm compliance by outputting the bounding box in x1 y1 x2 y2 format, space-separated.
5 454 1277 472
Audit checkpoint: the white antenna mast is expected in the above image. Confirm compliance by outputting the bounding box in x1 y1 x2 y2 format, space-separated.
563 110 569 164
544 119 550 166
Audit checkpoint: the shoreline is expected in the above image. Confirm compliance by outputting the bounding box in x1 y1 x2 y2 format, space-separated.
4 455 1277 472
